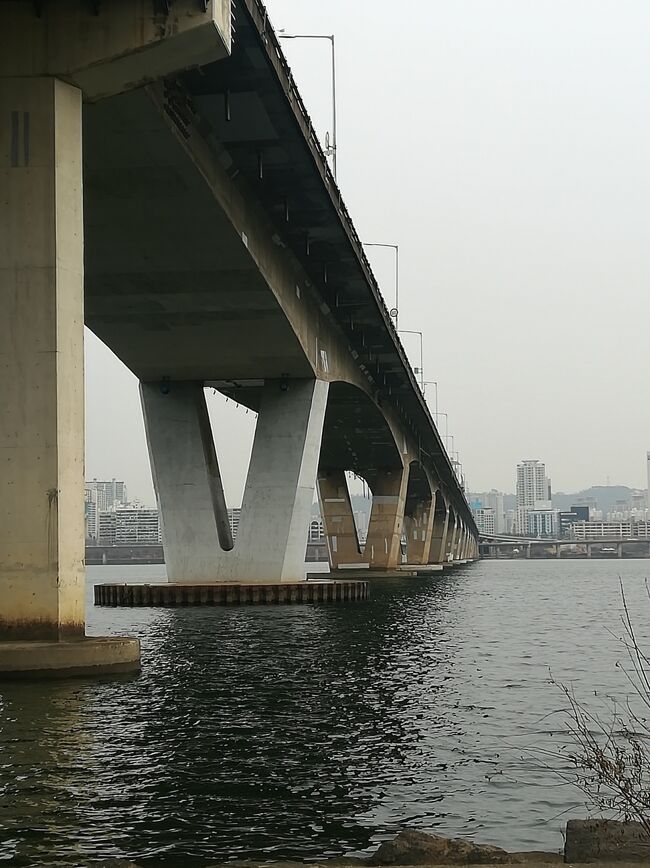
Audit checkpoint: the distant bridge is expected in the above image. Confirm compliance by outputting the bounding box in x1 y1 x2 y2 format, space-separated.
480 534 650 559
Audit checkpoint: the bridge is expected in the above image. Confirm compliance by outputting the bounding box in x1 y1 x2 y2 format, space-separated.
0 1 477 675
479 534 650 559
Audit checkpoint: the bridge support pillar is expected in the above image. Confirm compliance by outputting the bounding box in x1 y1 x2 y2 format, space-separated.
0 76 139 674
618 542 623 559
403 487 435 565
428 497 449 565
444 513 458 564
556 543 561 559
361 468 409 570
0 77 84 641
317 470 363 569
143 378 329 583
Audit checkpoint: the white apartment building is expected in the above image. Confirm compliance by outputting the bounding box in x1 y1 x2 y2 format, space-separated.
228 508 241 539
85 479 128 512
526 509 557 538
570 521 650 541
473 507 496 535
516 460 551 535
97 509 161 545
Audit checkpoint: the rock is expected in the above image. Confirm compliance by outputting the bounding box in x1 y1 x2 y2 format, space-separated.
565 819 650 863
368 829 521 865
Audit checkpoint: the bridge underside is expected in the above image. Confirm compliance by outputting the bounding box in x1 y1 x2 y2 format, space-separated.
0 0 478 645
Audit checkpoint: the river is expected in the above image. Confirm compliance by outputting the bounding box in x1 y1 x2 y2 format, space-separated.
0 559 648 866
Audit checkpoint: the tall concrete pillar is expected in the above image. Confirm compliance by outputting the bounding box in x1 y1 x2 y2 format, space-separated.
445 513 458 563
318 470 362 568
455 522 465 561
144 378 328 583
403 484 435 565
428 497 449 565
141 381 230 583
234 379 329 581
617 542 623 559
0 78 85 640
363 467 409 569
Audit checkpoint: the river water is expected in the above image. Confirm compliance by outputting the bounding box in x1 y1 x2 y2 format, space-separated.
1 559 649 866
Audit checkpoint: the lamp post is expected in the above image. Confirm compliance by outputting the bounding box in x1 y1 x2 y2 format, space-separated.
278 32 337 180
362 242 399 329
434 411 448 446
398 329 424 390
423 380 438 418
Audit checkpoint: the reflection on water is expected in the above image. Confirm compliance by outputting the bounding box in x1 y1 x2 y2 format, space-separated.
0 560 649 866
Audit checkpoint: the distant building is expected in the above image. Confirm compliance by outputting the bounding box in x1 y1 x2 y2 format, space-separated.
228 508 241 539
473 507 496 535
85 488 99 541
98 511 116 545
526 509 557 538
471 490 506 533
570 520 650 541
97 508 161 545
516 460 551 534
85 479 128 512
558 505 590 538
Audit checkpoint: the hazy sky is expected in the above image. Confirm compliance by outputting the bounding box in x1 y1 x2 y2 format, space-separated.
85 0 650 504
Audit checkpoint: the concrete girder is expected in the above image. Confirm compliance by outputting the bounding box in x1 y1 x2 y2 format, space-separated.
0 1 231 101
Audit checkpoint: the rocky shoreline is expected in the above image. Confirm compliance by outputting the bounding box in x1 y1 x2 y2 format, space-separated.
44 820 650 868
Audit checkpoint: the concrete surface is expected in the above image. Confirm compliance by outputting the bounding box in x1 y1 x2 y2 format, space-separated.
0 637 141 679
0 77 85 641
0 1 231 100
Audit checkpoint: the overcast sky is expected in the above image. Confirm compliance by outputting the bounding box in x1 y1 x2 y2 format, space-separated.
85 0 650 504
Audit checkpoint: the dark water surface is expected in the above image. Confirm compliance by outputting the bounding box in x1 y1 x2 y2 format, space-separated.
1 560 649 866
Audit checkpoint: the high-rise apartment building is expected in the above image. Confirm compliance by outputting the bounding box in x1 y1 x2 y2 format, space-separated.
470 490 506 534
85 479 128 512
516 460 551 535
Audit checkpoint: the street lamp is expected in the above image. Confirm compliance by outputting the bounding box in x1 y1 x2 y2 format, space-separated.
278 32 337 180
362 242 399 328
423 380 438 418
434 411 448 445
398 329 424 390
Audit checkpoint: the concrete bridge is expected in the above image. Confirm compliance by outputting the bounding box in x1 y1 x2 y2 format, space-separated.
0 1 477 674
479 535 650 559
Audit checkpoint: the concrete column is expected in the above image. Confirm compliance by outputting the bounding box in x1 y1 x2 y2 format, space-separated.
0 77 85 640
141 381 230 583
363 467 409 569
230 379 329 582
445 513 458 562
618 542 623 559
404 487 436 565
143 378 328 583
556 543 561 559
526 544 531 559
455 522 465 561
428 498 449 565
587 544 592 559
317 469 363 568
